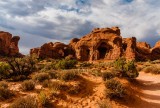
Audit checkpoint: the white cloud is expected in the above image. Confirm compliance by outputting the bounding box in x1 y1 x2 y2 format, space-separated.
0 0 160 54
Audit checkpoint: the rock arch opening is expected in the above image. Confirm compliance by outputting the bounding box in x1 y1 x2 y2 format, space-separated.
97 42 112 59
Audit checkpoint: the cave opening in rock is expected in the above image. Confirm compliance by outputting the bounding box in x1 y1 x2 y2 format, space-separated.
86 49 90 60
122 43 127 52
97 42 112 59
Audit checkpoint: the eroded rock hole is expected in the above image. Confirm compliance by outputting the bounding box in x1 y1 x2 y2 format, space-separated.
97 42 112 59
98 47 107 59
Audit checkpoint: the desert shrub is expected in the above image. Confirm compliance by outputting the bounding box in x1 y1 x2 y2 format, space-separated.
38 91 50 107
102 71 116 81
7 55 38 80
55 59 77 69
33 73 50 82
0 81 8 89
97 62 114 68
11 75 28 82
47 71 58 79
98 101 112 108
114 58 138 78
42 80 51 88
21 80 35 91
105 78 126 99
0 86 14 100
0 62 10 79
124 61 139 78
67 83 82 95
90 69 102 77
50 81 68 92
10 95 38 108
60 70 78 81
114 58 126 71
79 62 93 68
40 61 58 72
143 65 160 74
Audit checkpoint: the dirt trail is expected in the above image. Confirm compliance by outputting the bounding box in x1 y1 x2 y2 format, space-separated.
136 72 160 108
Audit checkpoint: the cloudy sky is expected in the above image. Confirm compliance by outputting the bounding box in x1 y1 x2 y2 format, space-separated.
0 0 160 54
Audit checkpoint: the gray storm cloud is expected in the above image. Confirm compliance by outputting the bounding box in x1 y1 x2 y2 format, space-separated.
0 0 160 54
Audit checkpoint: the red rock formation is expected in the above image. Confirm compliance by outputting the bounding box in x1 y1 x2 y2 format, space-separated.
30 27 160 61
122 37 136 60
136 42 151 61
30 42 74 59
70 27 122 61
10 36 20 56
151 41 160 60
0 31 20 56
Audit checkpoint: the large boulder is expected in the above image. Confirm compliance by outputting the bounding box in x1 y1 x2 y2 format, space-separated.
0 31 20 56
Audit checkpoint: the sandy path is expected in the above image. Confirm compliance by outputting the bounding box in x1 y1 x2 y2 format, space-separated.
136 72 160 108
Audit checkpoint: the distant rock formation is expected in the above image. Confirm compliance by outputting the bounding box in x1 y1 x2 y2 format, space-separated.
0 31 21 56
30 42 74 59
30 27 160 61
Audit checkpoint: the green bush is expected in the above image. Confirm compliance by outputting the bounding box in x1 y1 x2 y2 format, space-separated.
55 59 77 69
40 61 57 72
60 70 78 81
105 78 126 99
7 55 38 80
124 61 139 78
0 62 10 79
33 73 50 82
21 80 35 91
10 95 38 108
114 58 139 78
102 71 116 81
114 58 126 71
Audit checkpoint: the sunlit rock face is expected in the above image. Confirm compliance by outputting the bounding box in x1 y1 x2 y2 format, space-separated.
30 27 160 61
0 31 20 56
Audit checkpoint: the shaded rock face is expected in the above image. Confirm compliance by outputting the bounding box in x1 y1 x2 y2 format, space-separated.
150 41 160 60
0 31 20 56
30 27 160 61
122 37 136 60
136 42 151 61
